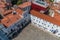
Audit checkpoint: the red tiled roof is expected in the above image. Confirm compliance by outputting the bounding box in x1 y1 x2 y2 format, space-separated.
0 2 5 8
16 9 23 15
30 10 60 26
18 2 31 8
1 9 23 27
50 5 60 21
3 10 12 16
54 11 60 21
0 8 12 16
0 5 5 8
1 17 12 27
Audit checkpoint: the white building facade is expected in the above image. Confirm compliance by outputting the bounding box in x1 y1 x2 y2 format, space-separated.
30 11 60 37
54 0 60 3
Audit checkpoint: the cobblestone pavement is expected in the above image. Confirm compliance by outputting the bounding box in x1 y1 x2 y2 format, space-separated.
13 24 60 40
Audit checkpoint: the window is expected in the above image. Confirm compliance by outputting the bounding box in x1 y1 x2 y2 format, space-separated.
39 21 40 23
52 27 53 29
25 14 27 17
48 25 49 27
33 19 35 20
36 20 38 22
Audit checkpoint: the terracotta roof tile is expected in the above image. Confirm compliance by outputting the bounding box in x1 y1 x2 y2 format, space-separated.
16 9 23 15
0 5 5 8
0 2 5 8
51 5 60 21
1 14 22 27
1 17 12 27
3 10 12 16
54 11 60 21
18 2 31 8
1 9 23 27
30 10 60 26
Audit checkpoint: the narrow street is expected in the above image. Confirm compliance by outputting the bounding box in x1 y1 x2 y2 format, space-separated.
13 24 60 40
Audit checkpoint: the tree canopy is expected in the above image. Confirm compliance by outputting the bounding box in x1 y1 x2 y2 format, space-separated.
50 0 54 2
11 0 22 5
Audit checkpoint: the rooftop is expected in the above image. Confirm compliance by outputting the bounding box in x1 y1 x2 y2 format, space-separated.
0 1 25 27
18 2 31 8
30 10 60 26
1 0 60 27
1 9 23 27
